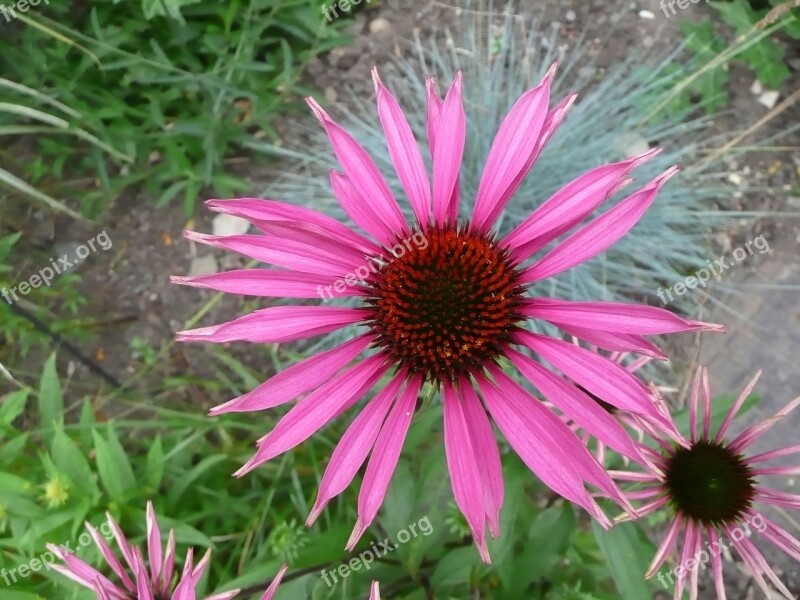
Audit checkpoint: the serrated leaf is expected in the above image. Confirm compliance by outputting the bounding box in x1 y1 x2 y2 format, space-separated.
38 353 64 434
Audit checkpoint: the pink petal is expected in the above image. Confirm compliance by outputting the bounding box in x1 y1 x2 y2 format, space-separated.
47 543 124 596
729 395 800 452
85 521 135 592
210 335 372 415
501 147 661 261
459 378 504 538
170 549 195 600
307 373 405 525
105 513 138 577
714 370 762 443
347 376 422 550
762 516 800 563
259 563 288 600
369 581 381 600
183 230 361 278
373 68 431 227
520 297 724 335
553 322 667 360
756 488 800 510
520 166 679 283
206 198 378 255
507 347 645 465
161 530 176 597
176 305 364 344
748 443 800 464
171 269 365 299
306 97 408 237
673 520 696 600
191 548 211 585
432 72 465 225
689 369 702 443
443 383 491 563
477 371 610 526
700 368 711 440
235 355 389 477
471 64 555 232
146 501 163 587
330 169 399 247
514 331 671 428
425 76 443 155
708 528 728 600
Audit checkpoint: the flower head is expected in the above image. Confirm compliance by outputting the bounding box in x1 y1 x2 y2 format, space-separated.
174 66 722 562
41 473 70 508
48 501 287 600
614 368 800 600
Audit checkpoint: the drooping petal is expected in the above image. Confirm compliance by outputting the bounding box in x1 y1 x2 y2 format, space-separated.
206 198 378 255
459 378 504 538
729 395 800 453
183 230 362 278
46 543 124 597
708 528 728 600
330 169 399 246
176 305 364 344
210 335 372 415
471 64 555 232
761 516 800 563
553 322 667 360
507 347 645 465
347 376 422 550
431 72 465 224
258 563 288 600
85 521 135 592
476 371 610 526
307 97 408 236
443 383 491 563
307 373 405 525
520 298 724 335
501 147 661 261
235 355 389 477
105 512 138 577
171 269 364 299
373 68 431 227
520 166 679 283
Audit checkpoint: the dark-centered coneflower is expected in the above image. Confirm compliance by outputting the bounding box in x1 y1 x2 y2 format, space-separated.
613 368 800 600
173 66 722 562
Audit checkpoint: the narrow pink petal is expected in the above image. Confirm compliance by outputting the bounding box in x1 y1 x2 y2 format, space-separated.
191 548 211 585
471 64 555 232
757 488 800 510
729 395 800 452
91 580 116 600
708 529 728 600
369 581 381 600
347 376 422 550
507 348 645 464
700 368 712 440
170 549 195 600
307 374 405 525
762 516 800 563
146 501 163 587
752 465 800 476
520 297 724 335
329 169 398 246
306 97 408 236
161 529 176 597
431 72 465 225
514 331 671 428
748 443 800 464
443 383 491 563
520 166 679 283
85 521 135 592
133 548 155 600
477 372 609 525
501 147 661 261
105 513 137 576
459 378 504 538
259 563 288 600
171 269 365 299
211 335 372 415
673 520 696 600
205 591 242 600
554 322 668 360
176 305 364 344
689 369 701 443
47 543 123 595
714 370 762 443
235 355 389 477
373 68 431 227
735 533 794 599
608 470 662 483
689 525 703 600
425 76 443 155
183 230 360 278
206 198 378 255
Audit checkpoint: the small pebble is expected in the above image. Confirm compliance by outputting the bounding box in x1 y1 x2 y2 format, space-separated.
565 10 576 22
639 9 655 19
369 17 391 35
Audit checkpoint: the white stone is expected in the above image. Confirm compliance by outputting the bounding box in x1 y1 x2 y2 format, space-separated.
212 213 251 237
639 9 655 19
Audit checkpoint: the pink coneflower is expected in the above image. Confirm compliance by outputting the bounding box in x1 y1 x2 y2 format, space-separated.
613 368 800 600
47 501 287 600
173 66 722 562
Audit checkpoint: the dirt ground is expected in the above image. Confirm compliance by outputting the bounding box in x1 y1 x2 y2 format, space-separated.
12 0 799 598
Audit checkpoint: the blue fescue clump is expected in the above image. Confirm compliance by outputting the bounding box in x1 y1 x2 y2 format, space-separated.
251 5 738 350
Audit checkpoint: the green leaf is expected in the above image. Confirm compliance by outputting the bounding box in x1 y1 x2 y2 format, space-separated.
591 520 655 600
92 426 136 501
146 434 165 491
38 353 64 435
51 425 99 498
0 389 28 428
